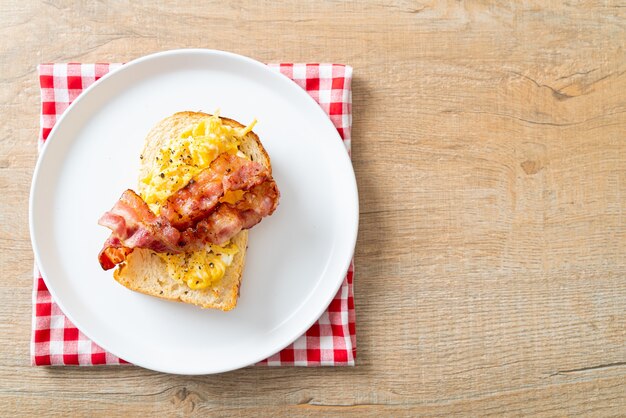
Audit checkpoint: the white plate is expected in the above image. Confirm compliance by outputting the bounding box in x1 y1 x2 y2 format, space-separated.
29 49 358 374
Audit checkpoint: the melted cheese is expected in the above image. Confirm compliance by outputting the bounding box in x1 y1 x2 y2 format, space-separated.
140 113 255 290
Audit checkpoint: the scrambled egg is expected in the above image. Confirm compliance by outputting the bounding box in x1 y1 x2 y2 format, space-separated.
160 243 239 290
140 113 255 290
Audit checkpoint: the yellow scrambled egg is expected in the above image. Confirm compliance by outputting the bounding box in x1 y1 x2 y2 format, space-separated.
139 113 255 290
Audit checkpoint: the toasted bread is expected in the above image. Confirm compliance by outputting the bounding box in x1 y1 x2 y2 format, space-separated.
113 112 271 311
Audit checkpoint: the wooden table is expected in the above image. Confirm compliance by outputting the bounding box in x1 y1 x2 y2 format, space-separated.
1 1 624 416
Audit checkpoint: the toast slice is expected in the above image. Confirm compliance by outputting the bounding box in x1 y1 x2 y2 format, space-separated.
113 112 271 311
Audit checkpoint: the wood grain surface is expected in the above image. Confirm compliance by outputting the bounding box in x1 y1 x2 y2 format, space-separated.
1 0 625 416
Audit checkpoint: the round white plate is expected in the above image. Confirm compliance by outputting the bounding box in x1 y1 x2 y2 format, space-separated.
29 49 358 374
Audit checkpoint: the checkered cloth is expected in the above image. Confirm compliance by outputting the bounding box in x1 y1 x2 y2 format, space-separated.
32 62 356 367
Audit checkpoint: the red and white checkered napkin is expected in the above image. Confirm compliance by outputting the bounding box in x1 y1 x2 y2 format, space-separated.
32 63 356 367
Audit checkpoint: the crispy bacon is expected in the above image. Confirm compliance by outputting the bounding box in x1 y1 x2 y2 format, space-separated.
98 236 132 271
181 180 280 247
98 153 280 270
97 190 182 270
235 181 280 229
181 205 242 247
160 154 269 230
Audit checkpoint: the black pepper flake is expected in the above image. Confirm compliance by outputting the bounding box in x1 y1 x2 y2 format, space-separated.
209 262 214 268
140 155 144 160
169 159 173 163
160 173 165 178
159 290 163 294
184 291 188 294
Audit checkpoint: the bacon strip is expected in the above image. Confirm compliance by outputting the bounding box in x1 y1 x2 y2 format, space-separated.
97 189 182 270
235 181 280 229
181 180 280 247
98 236 132 271
160 154 269 230
97 153 280 270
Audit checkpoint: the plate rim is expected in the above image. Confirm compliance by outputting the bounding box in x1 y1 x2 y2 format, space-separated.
29 49 359 374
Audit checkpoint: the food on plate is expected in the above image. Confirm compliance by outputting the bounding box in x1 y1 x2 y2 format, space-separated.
97 111 279 310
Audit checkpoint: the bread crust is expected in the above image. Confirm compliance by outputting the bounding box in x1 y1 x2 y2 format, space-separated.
112 112 270 310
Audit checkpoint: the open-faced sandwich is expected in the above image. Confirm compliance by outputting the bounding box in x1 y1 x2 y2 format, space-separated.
97 111 280 311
